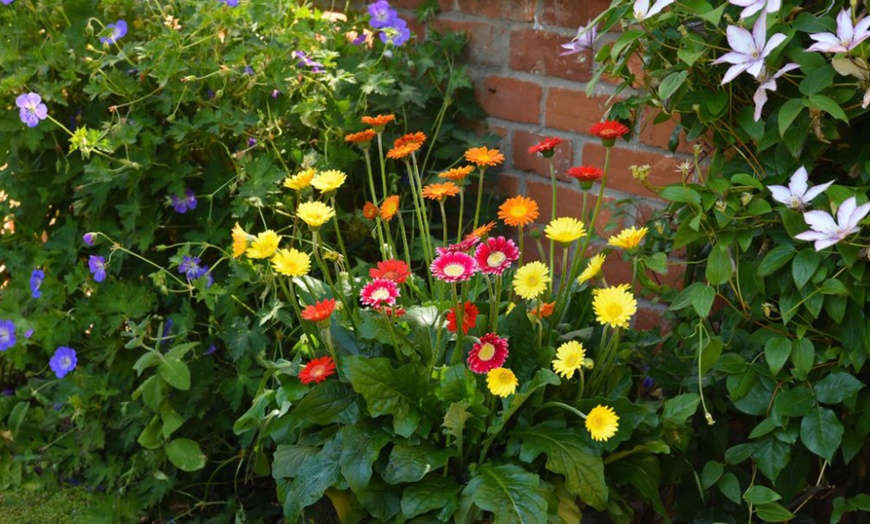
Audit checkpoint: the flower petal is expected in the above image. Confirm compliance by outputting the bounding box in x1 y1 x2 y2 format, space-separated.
802 179 834 202
768 184 792 205
802 210 838 233
726 25 756 55
788 166 809 196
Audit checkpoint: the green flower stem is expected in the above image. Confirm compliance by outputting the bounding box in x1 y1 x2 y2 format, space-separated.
329 196 350 268
554 243 571 311
395 212 414 279
381 307 402 361
450 284 464 366
405 160 431 264
696 321 715 426
439 200 449 248
576 371 586 402
537 401 587 420
456 188 466 243
548 157 557 294
278 277 320 349
492 274 503 333
472 167 487 230
588 326 620 396
363 149 388 259
311 230 350 325
411 154 434 263
376 132 388 197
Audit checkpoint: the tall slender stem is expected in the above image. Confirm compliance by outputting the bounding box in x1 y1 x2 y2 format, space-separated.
472 167 487 230
548 157 557 294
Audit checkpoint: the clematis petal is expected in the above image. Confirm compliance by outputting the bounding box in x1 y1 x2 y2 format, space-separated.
726 25 756 55
752 12 768 51
753 84 769 121
762 33 787 57
788 166 809 197
843 199 870 229
836 9 854 44
802 210 838 233
768 184 793 205
802 179 834 202
721 63 750 84
835 196 857 228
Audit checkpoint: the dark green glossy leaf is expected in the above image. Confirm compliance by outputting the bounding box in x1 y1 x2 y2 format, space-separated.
764 337 791 376
400 476 462 519
165 438 206 472
814 372 864 404
463 463 548 524
339 422 391 493
382 443 453 485
800 406 844 461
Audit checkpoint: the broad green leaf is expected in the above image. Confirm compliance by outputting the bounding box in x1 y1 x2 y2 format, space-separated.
610 29 644 60
773 386 814 417
662 393 700 425
133 351 161 376
282 436 342 520
807 94 848 122
272 445 318 479
764 337 791 376
731 173 764 190
778 98 804 137
442 401 472 452
659 185 702 205
718 472 742 504
515 425 607 510
382 443 453 485
463 463 548 524
800 406 844 461
160 404 184 439
792 249 821 289
700 336 724 375
608 453 666 517
645 252 669 275
790 338 815 381
814 372 864 404
831 494 870 524
165 438 206 472
400 476 462 519
754 436 791 482
706 245 732 285
743 485 781 505
758 245 795 277
659 70 688 100
137 415 163 450
339 422 391 493
158 357 190 391
748 417 779 440
755 502 796 522
799 64 835 96
700 461 723 490
820 278 849 295
285 381 359 429
691 284 716 318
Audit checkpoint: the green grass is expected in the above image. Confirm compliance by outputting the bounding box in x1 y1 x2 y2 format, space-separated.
0 486 97 524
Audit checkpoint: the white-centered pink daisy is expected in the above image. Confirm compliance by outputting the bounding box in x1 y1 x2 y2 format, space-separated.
360 278 400 308
435 236 480 256
795 196 870 251
431 251 477 283
468 333 509 374
474 236 520 276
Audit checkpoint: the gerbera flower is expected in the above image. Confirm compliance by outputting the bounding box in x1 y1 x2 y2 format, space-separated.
567 165 604 190
298 356 337 384
552 340 586 379
345 129 377 146
486 367 518 397
466 221 497 241
369 259 411 284
608 226 648 252
528 136 564 157
271 248 311 277
246 230 280 259
363 202 380 220
465 146 505 167
232 223 250 258
439 165 475 181
474 236 519 275
360 278 400 307
589 121 630 147
545 217 587 244
297 201 336 229
386 142 422 159
498 196 539 227
530 301 555 319
577 253 606 284
468 333 509 374
513 261 550 300
436 237 480 256
311 169 347 193
421 182 460 201
380 195 400 221
592 284 637 328
585 404 619 441
447 302 479 334
301 298 337 323
374 305 407 317
394 132 427 147
430 252 477 283
361 114 395 131
283 168 316 191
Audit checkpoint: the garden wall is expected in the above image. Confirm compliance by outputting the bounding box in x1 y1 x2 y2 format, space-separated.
392 0 694 330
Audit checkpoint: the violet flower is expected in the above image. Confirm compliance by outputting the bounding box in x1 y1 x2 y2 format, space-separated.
712 13 786 83
171 189 197 213
219 0 239 6
560 21 598 56
768 166 833 210
633 0 675 22
89 255 107 283
100 20 128 45
728 0 781 19
368 0 398 29
807 9 870 53
379 17 410 46
1 0 14 5
795 196 870 250
753 62 799 121
293 51 324 73
16 93 48 128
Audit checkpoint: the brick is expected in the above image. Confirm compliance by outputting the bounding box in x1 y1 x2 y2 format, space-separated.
602 54 646 88
634 304 672 332
512 131 573 180
456 0 535 21
540 0 612 28
525 179 620 236
479 76 542 124
432 19 506 67
639 108 695 154
581 143 682 197
545 89 613 134
510 28 593 82
496 172 520 198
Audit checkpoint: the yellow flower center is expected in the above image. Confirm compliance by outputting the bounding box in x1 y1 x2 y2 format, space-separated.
371 288 390 301
486 252 506 267
310 366 325 378
510 205 527 217
526 276 539 287
443 263 465 277
564 354 581 368
478 343 496 361
607 303 624 319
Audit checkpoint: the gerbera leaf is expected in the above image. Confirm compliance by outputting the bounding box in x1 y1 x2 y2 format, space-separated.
285 381 359 430
382 443 454 485
463 463 549 524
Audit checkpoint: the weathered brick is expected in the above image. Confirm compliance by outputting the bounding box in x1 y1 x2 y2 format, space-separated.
510 28 593 82
512 131 573 180
478 76 542 124
639 108 695 154
456 0 535 21
431 19 506 67
581 143 682 197
540 0 612 28
634 304 672 332
545 88 613 134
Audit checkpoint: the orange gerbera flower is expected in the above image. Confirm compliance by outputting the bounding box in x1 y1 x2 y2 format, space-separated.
466 221 497 240
345 129 377 145
439 165 476 181
465 146 505 167
387 142 422 160
498 196 539 227
380 195 400 221
530 301 555 319
300 298 337 323
361 114 395 131
370 258 411 284
362 201 380 220
421 182 460 201
394 132 427 148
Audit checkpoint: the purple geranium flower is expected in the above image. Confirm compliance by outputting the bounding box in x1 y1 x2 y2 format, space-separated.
768 166 833 210
368 0 398 29
204 344 217 356
561 21 598 56
24 329 34 339
712 13 786 83
100 20 128 45
171 189 197 213
247 137 257 147
728 0 781 19
178 256 205 280
15 93 48 128
83 232 95 246
50 346 77 378
795 196 870 250
30 268 44 298
219 0 239 6
89 255 107 283
1 1 14 6
293 51 325 73
0 320 15 351
379 17 411 46
244 65 255 75
807 9 870 54
271 89 280 98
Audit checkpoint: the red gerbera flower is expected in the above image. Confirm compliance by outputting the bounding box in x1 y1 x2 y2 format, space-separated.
362 202 380 220
530 301 555 319
430 251 477 283
369 259 411 284
375 305 407 318
298 356 336 384
447 302 479 334
435 236 480 256
300 298 337 323
474 236 520 276
528 136 564 157
360 278 400 308
567 165 604 190
467 333 509 374
589 121 630 147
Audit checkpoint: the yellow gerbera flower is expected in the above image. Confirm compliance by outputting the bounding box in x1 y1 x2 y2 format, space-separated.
512 261 550 300
283 168 316 191
246 230 280 259
585 404 619 442
577 253 606 284
544 217 587 244
608 226 648 252
486 368 518 397
231 222 250 258
271 248 311 277
552 341 586 379
311 169 347 193
592 283 637 329
297 201 336 229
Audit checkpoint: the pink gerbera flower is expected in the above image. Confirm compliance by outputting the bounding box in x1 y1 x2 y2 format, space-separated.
360 278 400 307
430 252 477 283
436 237 480 256
468 333 509 374
474 236 520 276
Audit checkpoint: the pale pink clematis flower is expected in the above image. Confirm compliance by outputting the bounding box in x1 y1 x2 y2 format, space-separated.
713 13 787 83
753 62 800 120
728 0 781 19
795 196 870 250
633 0 675 22
560 21 598 56
807 9 870 53
768 166 833 210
